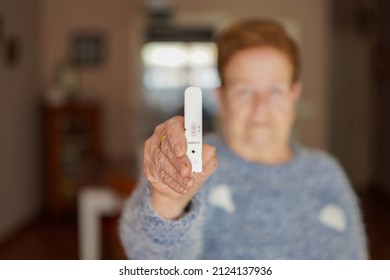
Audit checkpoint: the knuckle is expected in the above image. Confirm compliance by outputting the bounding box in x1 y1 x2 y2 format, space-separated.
160 139 170 155
156 151 165 167
171 115 183 123
173 159 183 173
165 120 176 133
158 168 183 193
158 169 168 182
154 123 165 135
166 117 183 133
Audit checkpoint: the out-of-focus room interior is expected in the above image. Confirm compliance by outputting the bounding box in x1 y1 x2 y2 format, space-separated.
0 0 389 259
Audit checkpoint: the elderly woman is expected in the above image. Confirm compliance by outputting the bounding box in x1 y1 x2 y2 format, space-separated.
120 19 367 259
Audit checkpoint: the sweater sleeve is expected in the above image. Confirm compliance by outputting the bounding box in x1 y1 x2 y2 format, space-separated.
119 175 205 259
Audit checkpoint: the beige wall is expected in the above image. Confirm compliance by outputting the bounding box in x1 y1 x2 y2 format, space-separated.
0 0 40 242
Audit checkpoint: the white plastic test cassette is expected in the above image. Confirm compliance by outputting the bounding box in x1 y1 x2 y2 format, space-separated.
184 87 202 173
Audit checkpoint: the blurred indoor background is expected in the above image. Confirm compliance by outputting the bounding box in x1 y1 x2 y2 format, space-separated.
0 0 389 259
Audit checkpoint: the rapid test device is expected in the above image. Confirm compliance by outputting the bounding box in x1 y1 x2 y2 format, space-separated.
184 87 203 173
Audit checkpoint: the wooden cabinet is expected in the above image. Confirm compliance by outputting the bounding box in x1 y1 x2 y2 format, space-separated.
42 102 102 217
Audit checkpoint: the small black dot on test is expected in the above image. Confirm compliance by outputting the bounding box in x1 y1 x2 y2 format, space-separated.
192 150 195 154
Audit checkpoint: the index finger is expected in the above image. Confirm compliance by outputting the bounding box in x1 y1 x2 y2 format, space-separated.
164 116 187 158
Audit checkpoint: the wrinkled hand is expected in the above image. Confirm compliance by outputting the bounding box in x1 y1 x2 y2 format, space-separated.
143 116 218 219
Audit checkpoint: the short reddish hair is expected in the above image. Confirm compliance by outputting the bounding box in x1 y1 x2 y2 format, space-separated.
216 19 301 85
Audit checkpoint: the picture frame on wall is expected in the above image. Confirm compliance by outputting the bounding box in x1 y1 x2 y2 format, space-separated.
1 13 22 67
4 35 21 66
70 31 106 67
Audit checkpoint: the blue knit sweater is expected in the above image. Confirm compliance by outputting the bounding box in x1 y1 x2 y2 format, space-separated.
119 134 368 259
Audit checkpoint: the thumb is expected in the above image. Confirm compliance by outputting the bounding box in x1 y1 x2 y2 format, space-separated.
192 144 218 183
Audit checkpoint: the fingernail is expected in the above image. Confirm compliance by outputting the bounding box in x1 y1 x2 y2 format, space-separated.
174 144 183 157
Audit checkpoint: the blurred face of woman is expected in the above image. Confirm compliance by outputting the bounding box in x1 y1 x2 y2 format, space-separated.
218 47 301 163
